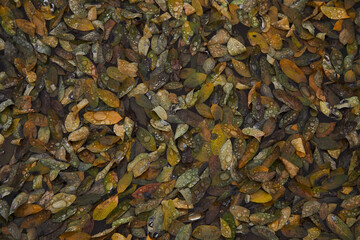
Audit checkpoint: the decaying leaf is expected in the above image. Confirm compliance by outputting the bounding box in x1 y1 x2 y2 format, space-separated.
1 0 360 239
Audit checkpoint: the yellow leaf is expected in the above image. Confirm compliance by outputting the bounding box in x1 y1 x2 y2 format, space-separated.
117 172 133 193
250 190 272 203
64 15 94 31
247 32 269 53
93 195 118 221
192 0 203 16
211 124 228 155
118 59 138 78
320 6 350 20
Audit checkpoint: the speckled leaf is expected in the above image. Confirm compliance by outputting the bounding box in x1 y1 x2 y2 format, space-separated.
162 199 179 230
64 15 94 31
175 168 199 188
118 59 138 78
84 111 122 125
45 193 76 213
9 192 29 215
211 124 228 155
192 225 221 240
320 6 350 20
168 0 183 19
302 200 320 218
219 139 233 170
136 127 157 151
326 214 354 240
232 59 251 77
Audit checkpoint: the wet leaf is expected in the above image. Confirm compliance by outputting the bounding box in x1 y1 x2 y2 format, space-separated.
168 0 183 19
83 111 122 125
320 6 350 20
232 59 251 77
326 214 354 240
118 59 138 78
64 15 94 31
93 195 118 221
136 127 157 151
192 225 221 240
279 59 307 83
45 193 76 214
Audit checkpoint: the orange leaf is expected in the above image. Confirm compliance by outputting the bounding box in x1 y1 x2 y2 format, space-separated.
320 6 350 20
20 210 51 228
280 59 307 83
15 19 35 36
59 232 91 240
232 59 251 77
14 204 43 217
64 15 94 31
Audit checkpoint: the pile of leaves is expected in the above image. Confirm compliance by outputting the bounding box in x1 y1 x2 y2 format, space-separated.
1 0 360 239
